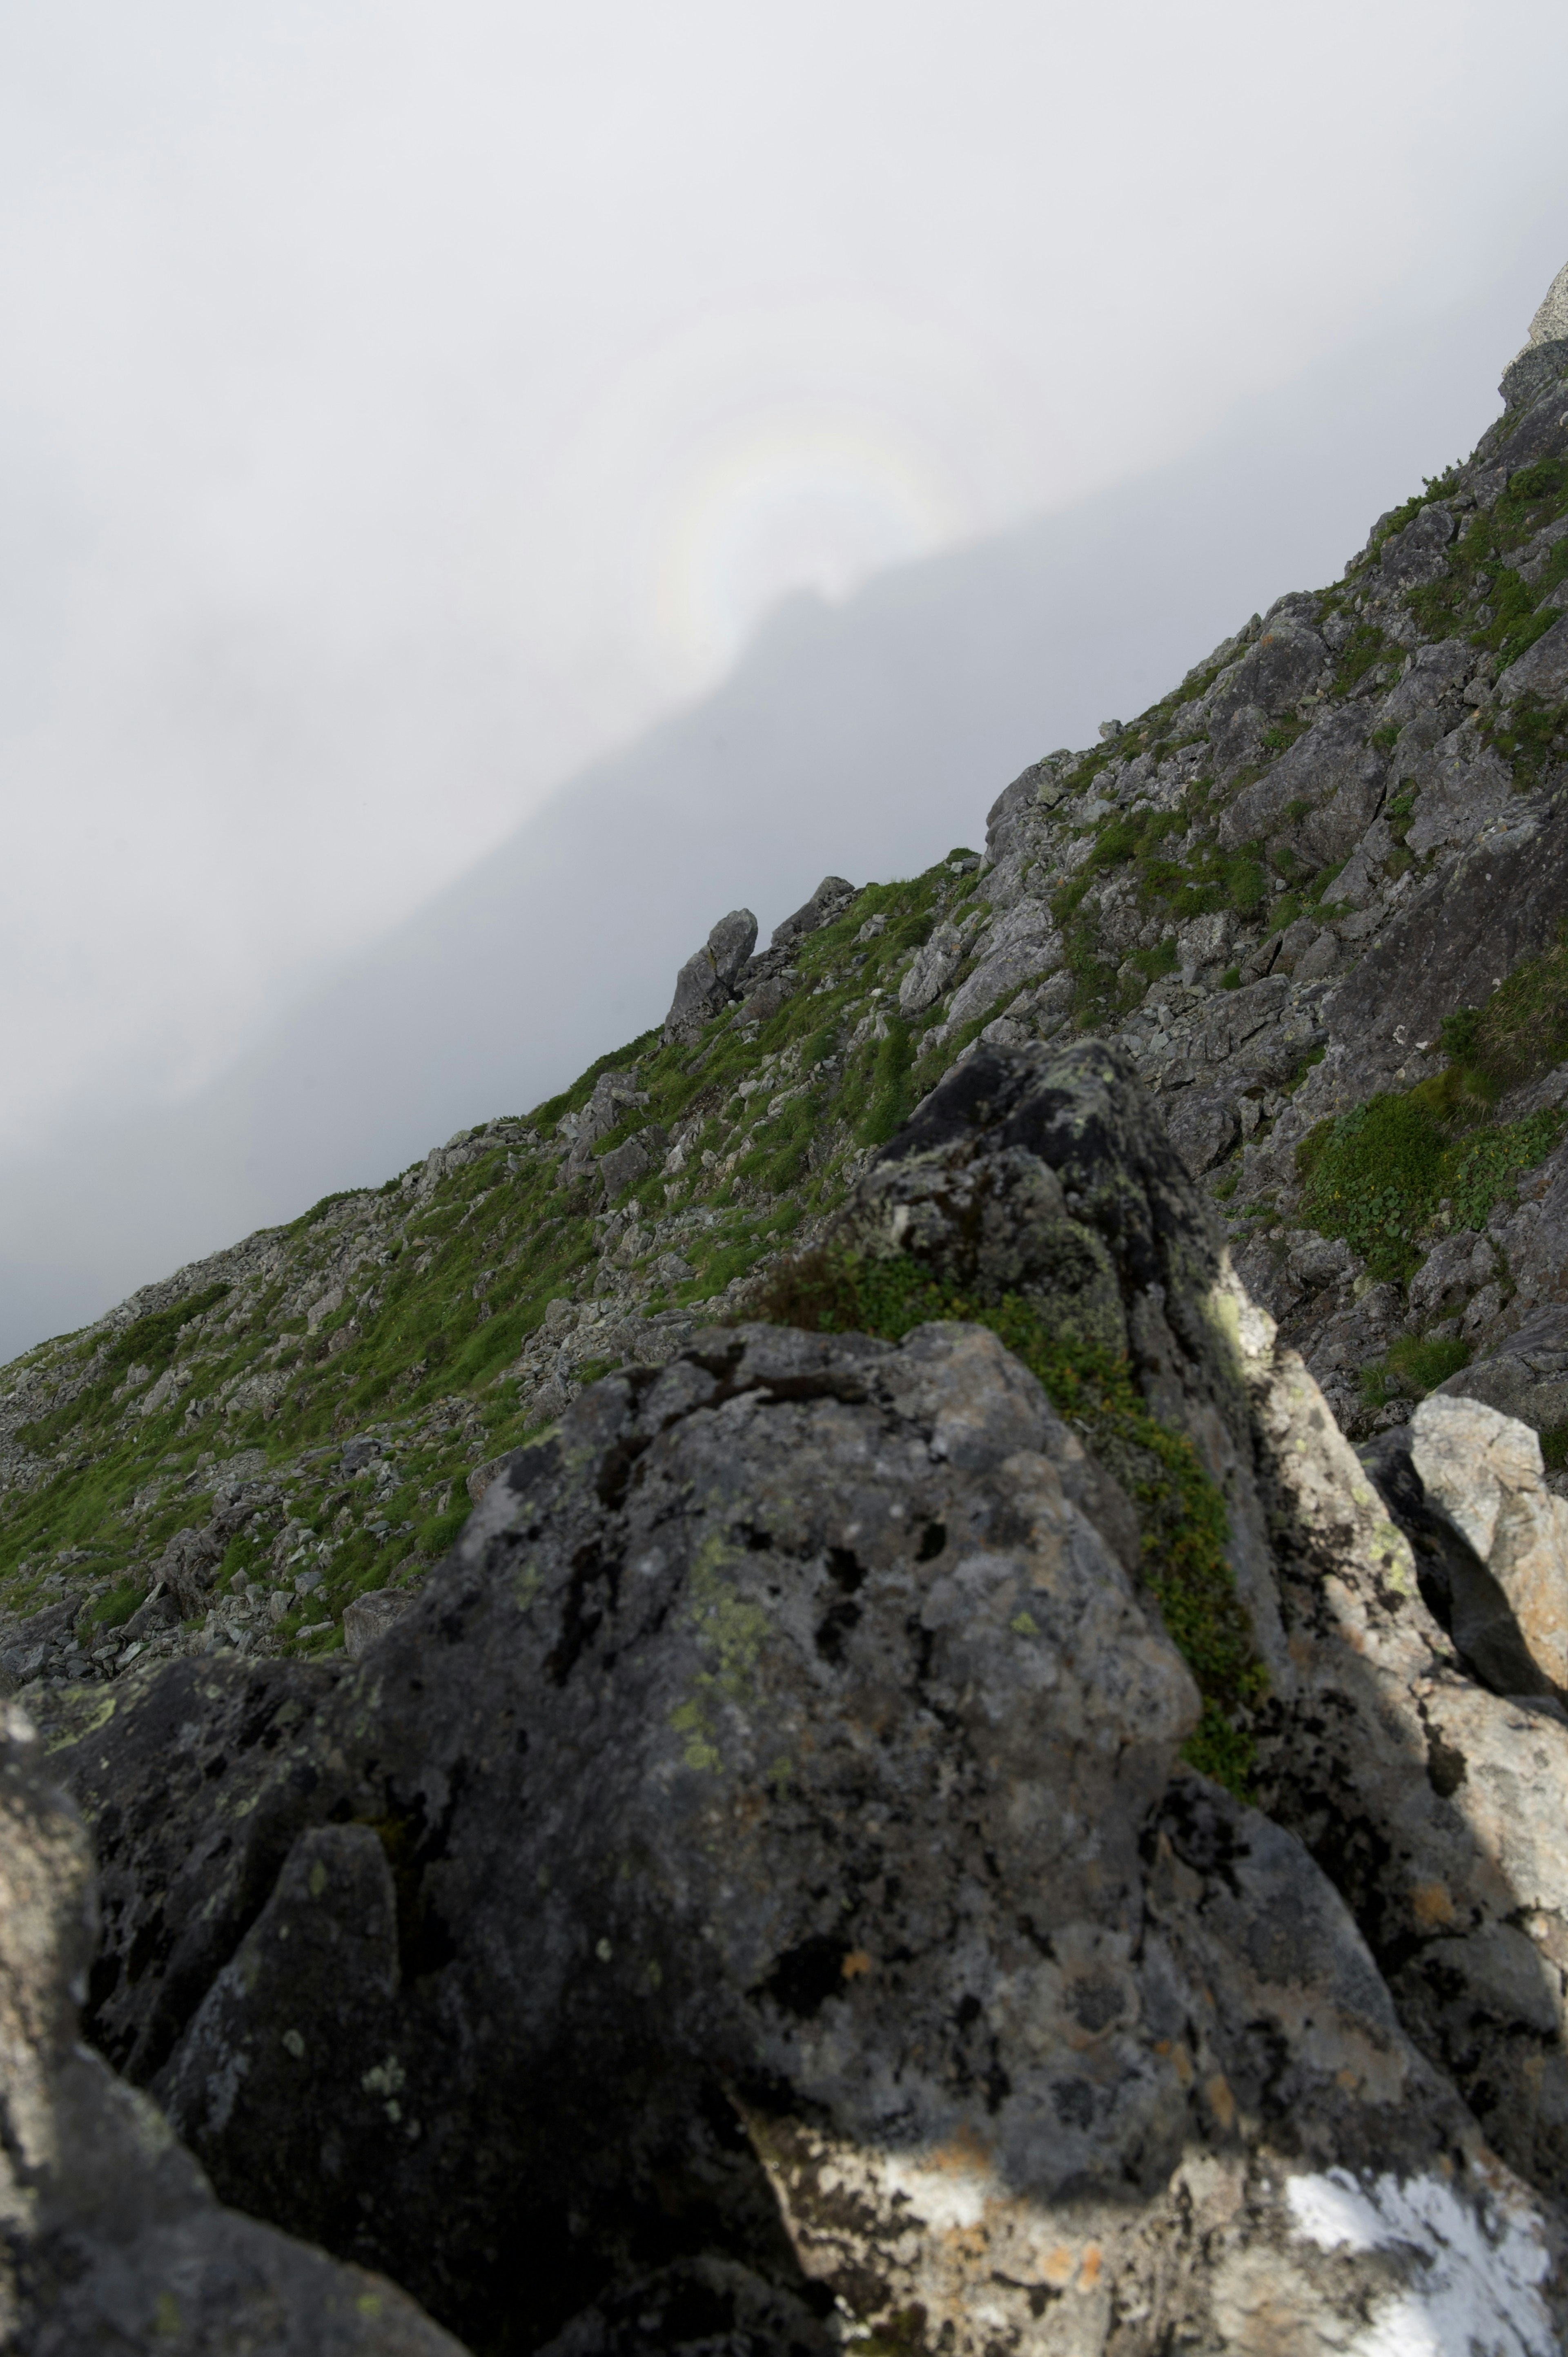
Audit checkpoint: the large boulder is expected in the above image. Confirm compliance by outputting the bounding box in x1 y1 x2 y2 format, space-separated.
661 910 759 1045
1409 1393 1568 1691
49 1039 1568 2352
0 1700 464 2355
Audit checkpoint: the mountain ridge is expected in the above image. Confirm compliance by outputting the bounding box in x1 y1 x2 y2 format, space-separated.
7 268 1568 2355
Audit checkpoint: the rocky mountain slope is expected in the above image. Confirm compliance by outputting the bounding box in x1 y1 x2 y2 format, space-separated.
4 272 1568 2352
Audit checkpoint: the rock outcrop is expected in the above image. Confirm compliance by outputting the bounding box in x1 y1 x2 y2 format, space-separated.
0 1700 464 2354
662 909 760 1044
42 1040 1568 2354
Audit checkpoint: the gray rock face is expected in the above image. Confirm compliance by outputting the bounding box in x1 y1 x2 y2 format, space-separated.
0 1702 466 2355
1412 1394 1568 1691
896 919 963 1015
1163 1083 1241 1176
50 1038 1568 2354
1374 637 1474 727
940 901 1063 1032
1525 257 1568 353
1328 800 1568 1099
597 1133 653 1199
763 875 855 957
1206 615 1328 764
559 1069 650 1177
1501 613 1568 705
1502 337 1568 416
662 910 760 1045
1216 706 1385 857
342 1586 416 1659
1379 502 1457 591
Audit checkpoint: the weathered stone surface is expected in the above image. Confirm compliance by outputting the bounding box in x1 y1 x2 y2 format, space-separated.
1174 907 1234 978
941 901 1062 1032
1206 616 1328 758
560 1070 650 1174
50 1038 1568 2353
1374 637 1474 726
1246 1308 1568 2208
1441 1307 1568 1445
1361 1424 1553 1701
897 919 963 1015
1163 1083 1241 1176
1500 613 1568 705
342 1586 416 1659
1407 1225 1489 1319
763 876 855 958
1525 259 1568 353
1379 502 1457 591
662 911 760 1044
1216 706 1386 858
598 1135 652 1199
1411 1393 1568 1691
0 1703 466 2355
1327 801 1568 1098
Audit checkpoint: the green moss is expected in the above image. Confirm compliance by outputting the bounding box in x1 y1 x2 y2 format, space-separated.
750 1247 1265 1795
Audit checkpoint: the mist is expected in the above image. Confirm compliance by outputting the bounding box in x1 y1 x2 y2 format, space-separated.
4 1 1568 1355
0 255 1556 1358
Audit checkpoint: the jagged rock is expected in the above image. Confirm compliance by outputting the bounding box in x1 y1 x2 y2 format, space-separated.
940 900 1062 1032
1163 1082 1241 1176
1406 1224 1489 1319
1174 908 1234 979
155 1521 226 1617
1216 705 1386 859
1327 800 1568 1100
1206 613 1328 762
0 1598 78 1692
0 1702 466 2355
561 1070 650 1173
1501 613 1568 705
896 919 962 1015
1405 729 1516 856
1375 637 1474 726
1361 1423 1551 1700
662 912 759 1046
1524 260 1568 354
342 1587 416 1658
1410 1394 1568 1691
1436 1304 1568 1437
1379 502 1457 591
45 1037 1568 2352
598 1135 652 1199
762 876 855 957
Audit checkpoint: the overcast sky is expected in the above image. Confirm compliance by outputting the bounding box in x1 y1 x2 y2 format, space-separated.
2 0 1568 1320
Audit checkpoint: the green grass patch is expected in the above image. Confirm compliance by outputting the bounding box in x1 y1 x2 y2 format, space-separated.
750 1247 1265 1795
1297 1089 1564 1282
1539 1423 1568 1472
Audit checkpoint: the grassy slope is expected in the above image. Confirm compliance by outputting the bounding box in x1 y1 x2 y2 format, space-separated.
0 854 987 1645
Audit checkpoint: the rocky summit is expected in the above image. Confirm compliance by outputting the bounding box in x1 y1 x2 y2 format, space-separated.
4 279 1568 2356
